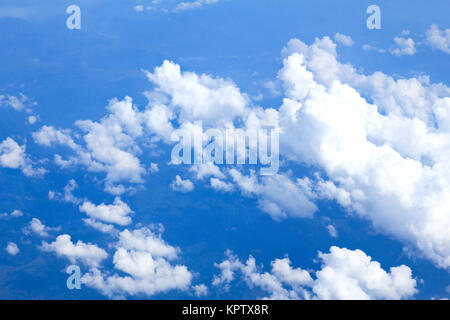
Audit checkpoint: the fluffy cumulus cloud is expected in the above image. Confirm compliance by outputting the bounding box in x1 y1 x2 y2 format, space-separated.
144 60 248 126
0 137 45 177
193 284 208 297
83 218 117 234
0 93 35 112
210 177 234 192
32 63 250 194
426 24 450 54
19 33 450 286
23 218 60 237
189 162 225 180
40 44 448 271
213 250 314 299
41 234 108 268
117 227 180 259
277 37 450 269
361 25 450 56
79 197 133 226
75 98 146 186
5 242 19 256
313 247 417 300
48 179 80 205
0 138 27 169
334 33 354 47
81 227 192 299
390 37 416 56
281 36 450 120
33 97 147 194
170 175 194 193
229 169 317 220
213 246 417 300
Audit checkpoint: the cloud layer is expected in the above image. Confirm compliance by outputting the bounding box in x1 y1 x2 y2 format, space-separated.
213 246 417 300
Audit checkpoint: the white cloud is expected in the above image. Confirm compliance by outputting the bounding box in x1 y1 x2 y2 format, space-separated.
82 227 192 298
83 218 117 235
213 246 417 300
5 242 19 256
10 209 23 217
210 177 234 192
362 25 450 56
79 197 133 226
0 209 23 219
213 250 314 299
149 162 159 173
75 98 146 187
48 179 80 205
31 62 250 195
312 247 417 300
189 162 225 180
24 35 450 271
144 60 248 126
400 30 411 36
0 138 26 169
362 44 386 53
141 103 174 143
117 227 180 259
82 252 192 299
33 125 79 149
334 33 354 47
170 175 194 193
390 37 416 56
49 181 122 233
281 36 450 120
134 5 144 12
41 234 107 268
0 137 45 177
23 218 60 237
263 80 282 96
175 0 219 12
33 97 147 193
229 169 317 220
326 225 338 238
193 284 208 297
28 115 37 124
0 93 35 111
133 1 155 12
278 37 450 268
426 24 450 54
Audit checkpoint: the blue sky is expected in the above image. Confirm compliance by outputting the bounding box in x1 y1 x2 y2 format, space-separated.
0 0 449 299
